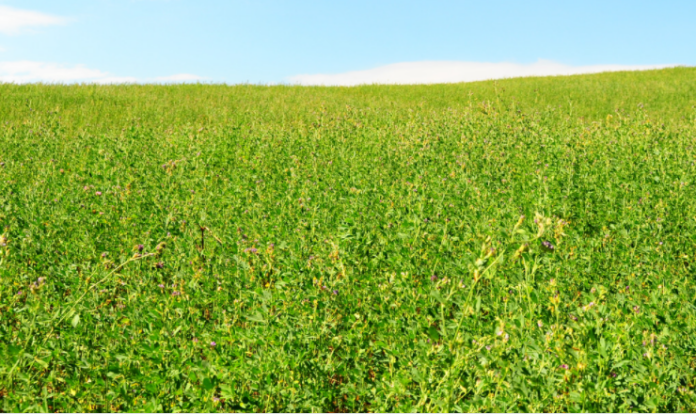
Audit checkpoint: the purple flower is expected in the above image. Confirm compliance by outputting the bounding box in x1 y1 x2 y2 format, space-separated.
210 341 216 347
537 321 543 328
485 345 491 351
542 240 555 251
137 244 144 252
244 247 258 254
643 352 648 358
158 284 164 288
633 305 640 313
16 290 23 296
172 291 180 296
569 314 578 321
560 364 569 370
213 397 220 403
332 290 338 295
156 262 164 269
193 338 199 343
96 191 102 196
101 252 108 258
611 372 617 378
37 277 45 284
430 275 438 282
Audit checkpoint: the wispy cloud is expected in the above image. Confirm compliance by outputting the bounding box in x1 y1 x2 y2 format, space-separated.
0 61 108 83
153 73 205 82
288 60 677 86
0 60 204 84
0 5 69 35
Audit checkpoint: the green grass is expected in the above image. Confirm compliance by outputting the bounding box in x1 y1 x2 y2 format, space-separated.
1 67 696 412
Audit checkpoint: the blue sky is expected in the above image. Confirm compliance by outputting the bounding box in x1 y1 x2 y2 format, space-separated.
0 0 693 84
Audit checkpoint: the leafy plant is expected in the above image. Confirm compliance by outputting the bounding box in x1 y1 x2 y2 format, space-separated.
1 69 696 412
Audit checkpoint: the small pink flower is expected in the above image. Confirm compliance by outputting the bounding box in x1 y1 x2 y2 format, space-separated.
96 191 102 196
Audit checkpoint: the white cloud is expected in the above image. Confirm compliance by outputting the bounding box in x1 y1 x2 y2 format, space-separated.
0 5 69 35
288 60 677 86
0 60 203 83
153 73 204 82
0 61 108 83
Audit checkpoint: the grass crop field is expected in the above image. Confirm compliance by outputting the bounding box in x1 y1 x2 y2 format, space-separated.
1 67 696 412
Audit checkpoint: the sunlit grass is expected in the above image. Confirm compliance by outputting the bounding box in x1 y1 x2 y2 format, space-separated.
1 68 696 411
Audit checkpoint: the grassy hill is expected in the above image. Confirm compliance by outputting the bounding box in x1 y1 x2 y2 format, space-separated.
1 66 695 130
1 68 696 411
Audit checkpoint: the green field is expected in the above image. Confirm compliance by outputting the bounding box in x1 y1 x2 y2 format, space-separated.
2 67 696 412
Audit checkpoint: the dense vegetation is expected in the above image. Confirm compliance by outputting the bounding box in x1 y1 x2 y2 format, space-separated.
1 67 696 412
